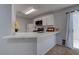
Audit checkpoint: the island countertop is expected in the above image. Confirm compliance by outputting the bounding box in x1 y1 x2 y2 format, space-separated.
2 31 59 39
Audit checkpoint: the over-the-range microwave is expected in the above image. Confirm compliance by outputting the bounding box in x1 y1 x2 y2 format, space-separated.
35 20 42 26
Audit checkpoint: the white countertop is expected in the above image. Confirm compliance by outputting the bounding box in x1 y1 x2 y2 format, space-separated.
3 31 59 39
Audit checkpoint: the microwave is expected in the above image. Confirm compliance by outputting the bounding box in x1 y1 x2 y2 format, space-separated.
35 20 42 26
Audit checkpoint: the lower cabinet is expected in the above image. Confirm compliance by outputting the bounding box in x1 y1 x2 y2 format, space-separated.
37 35 56 55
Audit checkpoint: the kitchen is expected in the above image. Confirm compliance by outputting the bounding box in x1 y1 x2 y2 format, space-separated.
7 4 59 55
1 4 77 55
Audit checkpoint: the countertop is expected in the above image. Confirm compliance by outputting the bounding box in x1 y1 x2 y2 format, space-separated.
3 31 59 39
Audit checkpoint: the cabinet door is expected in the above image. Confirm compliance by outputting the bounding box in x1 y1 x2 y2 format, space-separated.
46 16 51 25
42 16 47 26
46 15 54 25
50 15 54 25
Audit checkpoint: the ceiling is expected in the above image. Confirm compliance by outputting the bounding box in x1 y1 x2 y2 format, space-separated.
15 4 75 19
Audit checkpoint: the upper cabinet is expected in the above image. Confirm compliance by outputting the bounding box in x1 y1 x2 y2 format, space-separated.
47 15 54 25
34 14 54 26
42 16 47 26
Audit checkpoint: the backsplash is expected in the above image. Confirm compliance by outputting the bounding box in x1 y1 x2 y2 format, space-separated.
33 25 59 33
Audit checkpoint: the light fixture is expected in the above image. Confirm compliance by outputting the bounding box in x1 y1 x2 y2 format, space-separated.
23 7 37 15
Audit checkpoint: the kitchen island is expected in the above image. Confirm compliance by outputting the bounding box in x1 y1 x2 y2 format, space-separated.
3 32 59 55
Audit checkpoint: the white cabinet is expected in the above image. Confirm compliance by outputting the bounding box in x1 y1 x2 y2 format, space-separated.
46 15 54 25
33 14 54 26
37 34 56 55
42 15 54 25
42 16 47 25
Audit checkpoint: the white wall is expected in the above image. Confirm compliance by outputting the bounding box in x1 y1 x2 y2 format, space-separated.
0 4 11 54
54 11 67 45
0 4 37 55
53 5 79 45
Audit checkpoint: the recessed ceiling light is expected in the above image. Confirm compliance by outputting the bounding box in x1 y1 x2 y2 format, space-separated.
23 7 37 15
